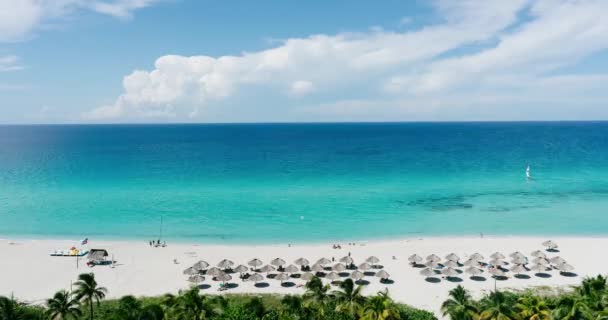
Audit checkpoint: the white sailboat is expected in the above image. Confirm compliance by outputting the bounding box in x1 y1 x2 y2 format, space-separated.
526 165 531 180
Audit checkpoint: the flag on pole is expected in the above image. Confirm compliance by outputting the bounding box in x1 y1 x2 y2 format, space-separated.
81 238 88 245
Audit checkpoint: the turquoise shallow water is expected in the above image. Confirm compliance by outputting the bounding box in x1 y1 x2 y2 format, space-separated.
1 122 608 243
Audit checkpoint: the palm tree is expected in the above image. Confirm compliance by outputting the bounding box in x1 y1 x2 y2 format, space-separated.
578 275 608 312
72 273 107 320
515 294 550 320
441 285 478 320
303 276 331 305
553 295 593 320
116 295 143 320
478 291 519 320
46 290 82 320
171 286 219 320
359 290 400 320
0 295 23 320
332 278 366 317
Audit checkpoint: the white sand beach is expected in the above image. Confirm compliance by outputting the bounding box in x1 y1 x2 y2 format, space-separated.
1 236 606 318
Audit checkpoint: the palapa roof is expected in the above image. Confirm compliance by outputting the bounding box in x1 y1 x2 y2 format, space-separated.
87 249 108 261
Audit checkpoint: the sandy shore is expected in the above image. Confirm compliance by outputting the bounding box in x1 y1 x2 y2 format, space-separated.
1 236 606 318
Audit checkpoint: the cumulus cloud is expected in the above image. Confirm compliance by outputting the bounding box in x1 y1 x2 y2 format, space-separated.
85 0 608 122
0 0 159 42
0 55 24 72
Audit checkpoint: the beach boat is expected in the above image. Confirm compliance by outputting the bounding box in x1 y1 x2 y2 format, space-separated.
49 248 89 257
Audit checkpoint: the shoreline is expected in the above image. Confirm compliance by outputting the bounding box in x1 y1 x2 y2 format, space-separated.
2 235 607 319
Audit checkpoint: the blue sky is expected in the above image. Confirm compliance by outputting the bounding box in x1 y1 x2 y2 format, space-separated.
1 0 608 124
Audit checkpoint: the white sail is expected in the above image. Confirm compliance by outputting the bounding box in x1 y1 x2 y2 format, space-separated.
526 165 531 179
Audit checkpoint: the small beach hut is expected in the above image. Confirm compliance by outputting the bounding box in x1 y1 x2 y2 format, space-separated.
87 249 109 264
542 240 558 250
332 263 346 272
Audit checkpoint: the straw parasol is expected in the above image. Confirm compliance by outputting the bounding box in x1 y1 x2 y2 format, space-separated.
441 267 459 277
530 263 547 273
275 273 290 282
259 265 276 274
326 272 341 281
463 259 479 267
408 254 423 264
444 260 459 268
333 263 346 272
183 267 198 276
311 264 325 272
465 267 483 276
550 256 566 265
192 260 209 271
351 270 364 281
420 268 436 277
426 254 441 262
301 272 315 281
510 264 527 274
248 258 263 268
234 265 248 273
317 257 332 265
217 259 234 269
557 263 574 272
425 260 440 268
376 270 390 279
531 250 546 258
510 251 526 260
532 257 549 265
489 259 504 266
248 273 264 283
188 274 205 284
445 253 460 262
215 272 232 283
340 256 354 265
207 267 222 277
358 262 372 271
490 252 505 260
271 258 286 267
511 257 527 265
542 240 558 250
470 253 484 261
366 256 380 264
294 258 309 266
284 264 299 274
489 268 505 277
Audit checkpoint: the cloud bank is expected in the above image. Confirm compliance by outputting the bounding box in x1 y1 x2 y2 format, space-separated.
85 0 608 122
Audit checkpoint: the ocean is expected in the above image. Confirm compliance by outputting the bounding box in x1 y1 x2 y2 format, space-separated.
1 122 608 243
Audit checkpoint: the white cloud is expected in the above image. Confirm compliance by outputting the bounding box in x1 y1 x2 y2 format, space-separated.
0 55 24 72
86 0 608 122
0 0 159 42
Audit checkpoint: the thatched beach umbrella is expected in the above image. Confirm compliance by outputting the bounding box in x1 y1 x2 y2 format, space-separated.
271 258 286 267
489 268 505 277
510 264 527 275
465 267 483 276
326 272 341 281
532 257 549 265
550 256 566 265
340 256 354 265
376 270 390 280
366 256 380 264
234 265 248 274
463 259 479 267
511 257 527 265
301 272 315 281
216 272 232 283
333 263 346 272
542 240 558 250
510 252 526 260
351 270 364 281
316 257 332 265
207 267 222 277
408 254 423 264
188 274 205 284
275 273 290 283
426 254 441 262
470 253 484 261
183 267 198 276
217 259 234 269
531 250 546 258
358 262 372 271
248 273 264 284
420 268 436 277
294 258 309 266
192 260 209 271
260 265 276 274
490 252 505 260
248 258 263 268
284 264 299 274
425 260 440 269
444 260 459 268
441 267 459 277
530 263 547 273
557 263 574 272
311 264 324 273
445 253 460 262
489 259 504 266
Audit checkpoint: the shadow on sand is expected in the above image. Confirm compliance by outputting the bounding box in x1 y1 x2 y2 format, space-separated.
254 282 270 288
425 277 441 283
535 272 552 278
470 276 486 282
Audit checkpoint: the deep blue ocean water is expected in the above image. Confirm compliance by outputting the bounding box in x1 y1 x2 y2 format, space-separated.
1 122 608 243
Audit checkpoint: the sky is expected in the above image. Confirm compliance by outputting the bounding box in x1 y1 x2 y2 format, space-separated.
1 0 608 124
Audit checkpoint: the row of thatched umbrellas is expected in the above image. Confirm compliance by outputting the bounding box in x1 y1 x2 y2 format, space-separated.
409 240 573 281
183 256 389 286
